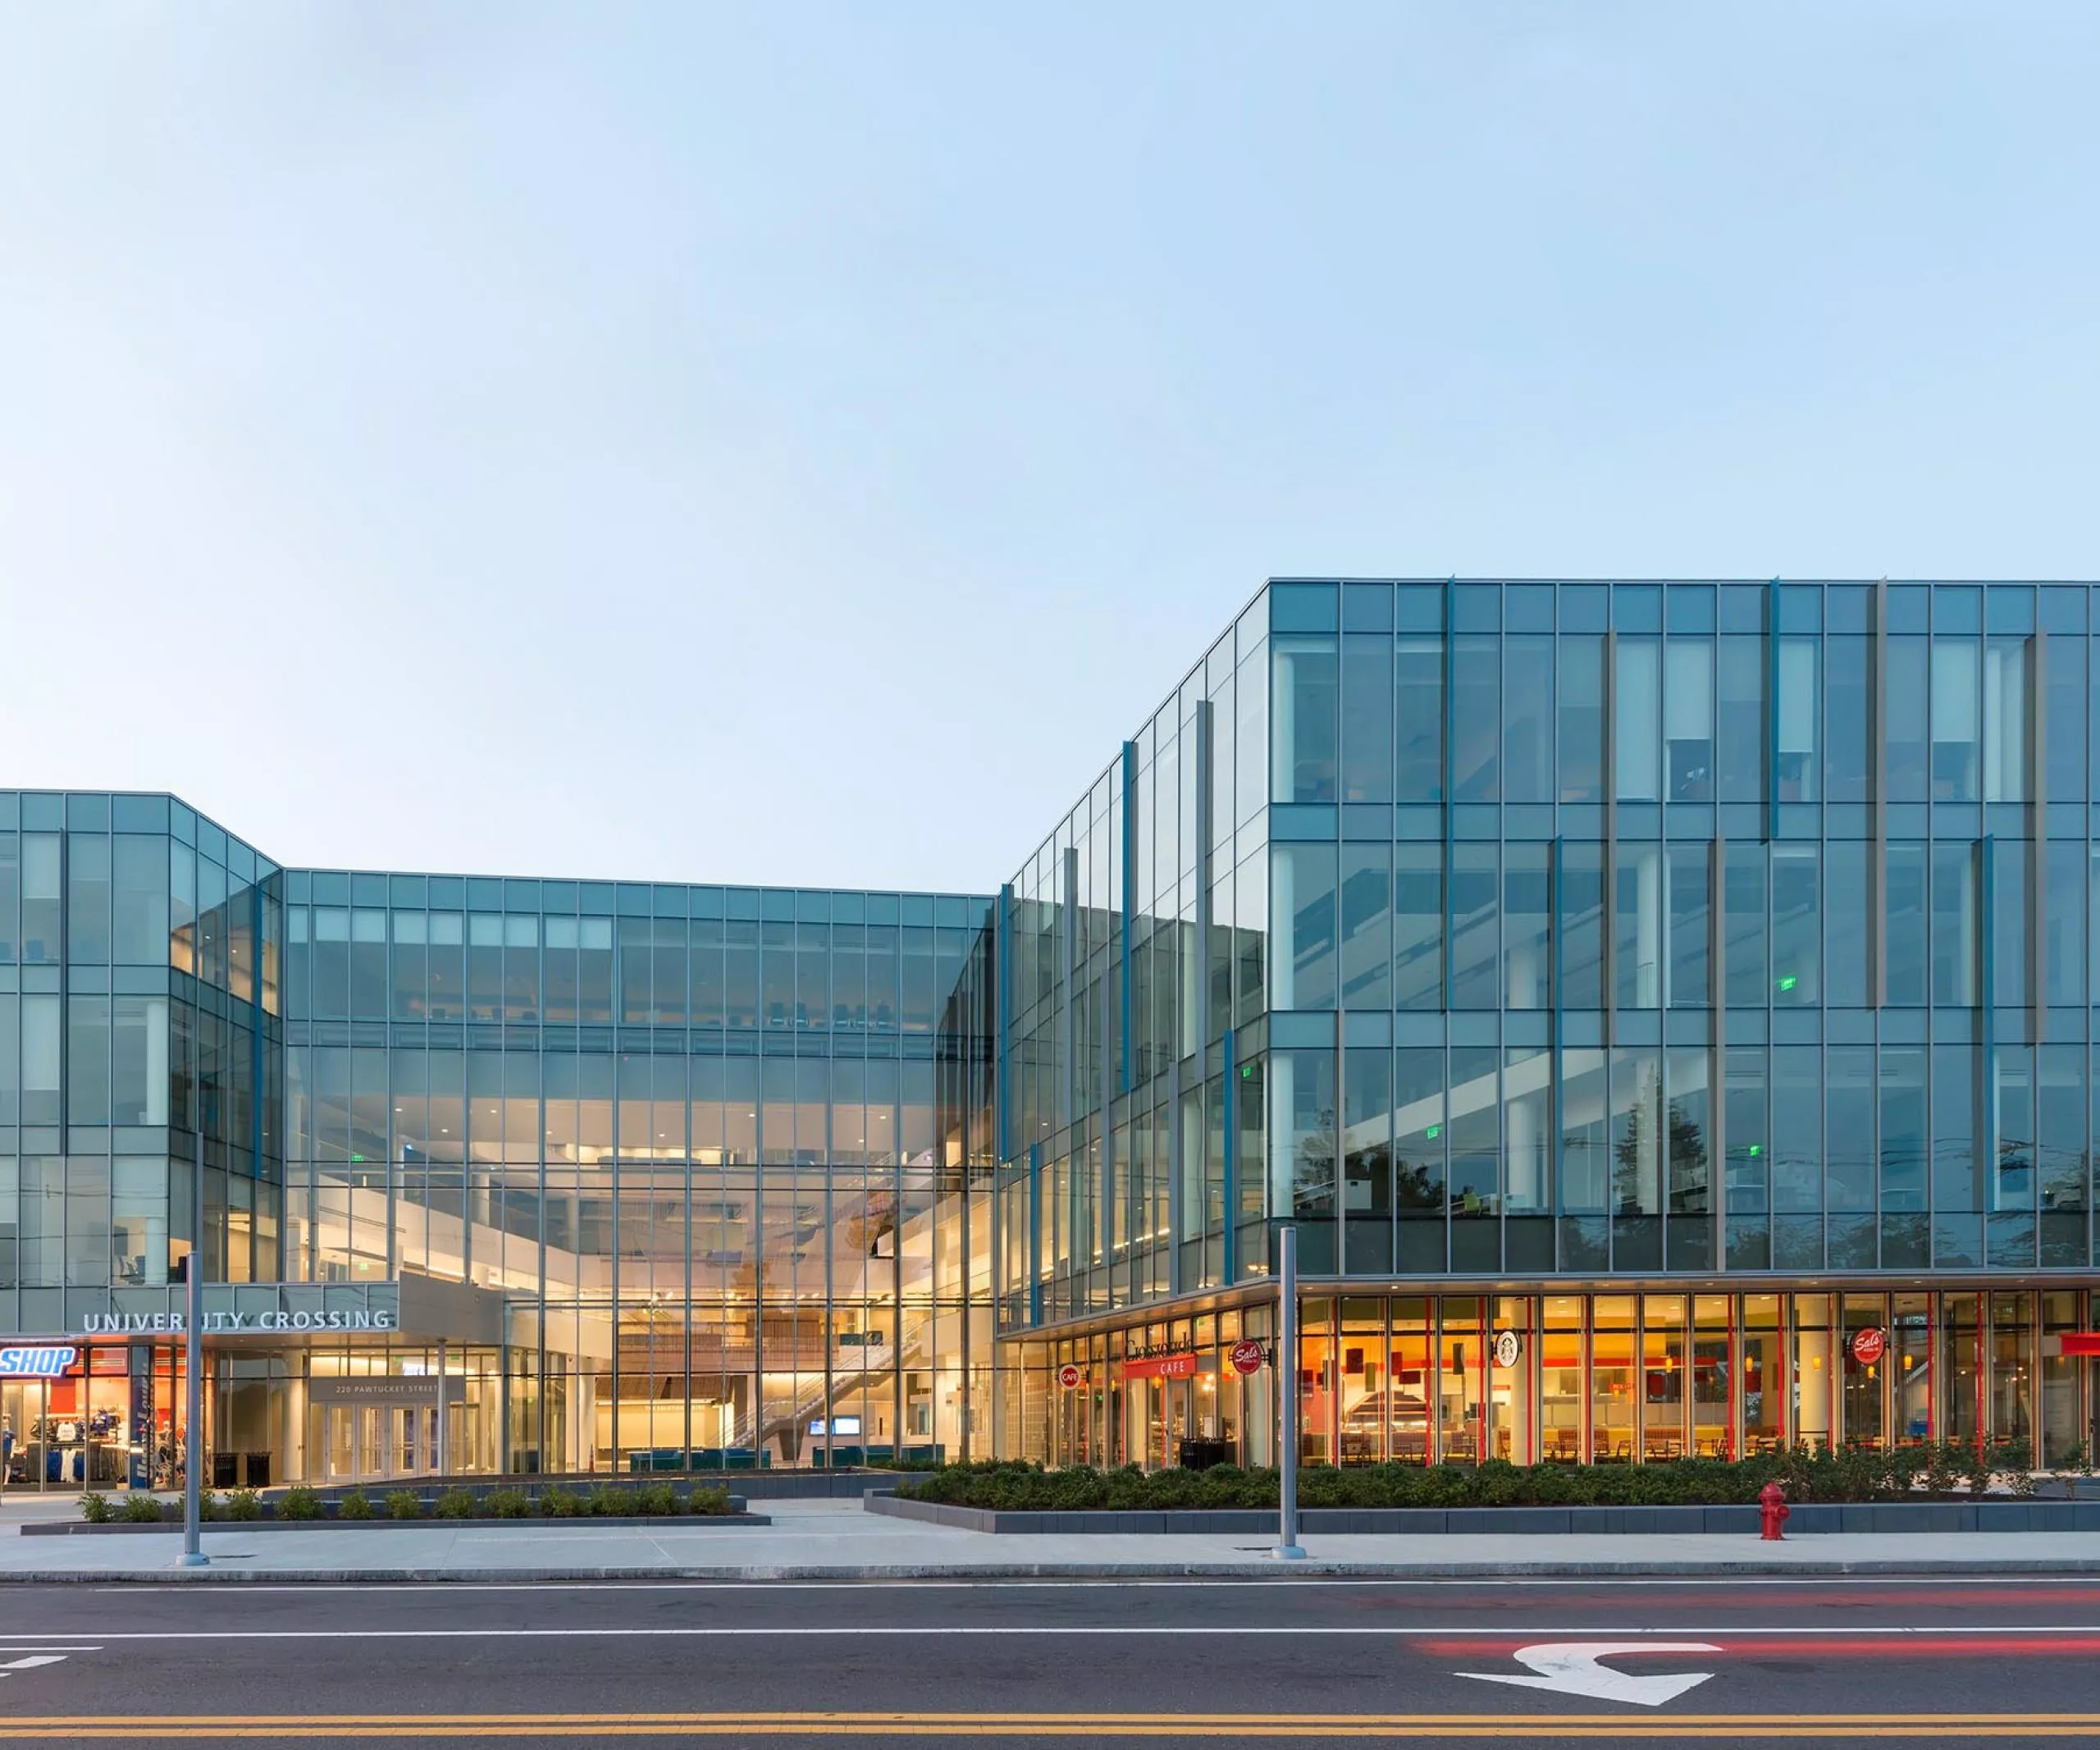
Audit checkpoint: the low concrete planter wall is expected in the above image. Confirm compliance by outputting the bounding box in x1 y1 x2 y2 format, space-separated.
27 1507 764 1536
865 1491 2100 1536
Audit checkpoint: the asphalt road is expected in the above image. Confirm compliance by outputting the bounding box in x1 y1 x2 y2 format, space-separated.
2 1576 2099 1744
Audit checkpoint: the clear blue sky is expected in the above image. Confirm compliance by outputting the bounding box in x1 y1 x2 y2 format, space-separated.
2 4 2094 890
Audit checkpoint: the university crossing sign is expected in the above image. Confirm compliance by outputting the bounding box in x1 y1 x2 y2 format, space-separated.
51 1283 404 1341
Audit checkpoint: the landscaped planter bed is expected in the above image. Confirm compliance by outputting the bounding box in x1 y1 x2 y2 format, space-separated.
63 1482 753 1530
865 1492 2100 1535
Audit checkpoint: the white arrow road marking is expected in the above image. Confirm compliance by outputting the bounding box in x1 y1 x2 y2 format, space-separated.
0 1656 75 1675
1456 1641 1720 1708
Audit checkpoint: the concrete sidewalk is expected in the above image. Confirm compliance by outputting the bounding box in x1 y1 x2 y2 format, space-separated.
3 1496 2100 1580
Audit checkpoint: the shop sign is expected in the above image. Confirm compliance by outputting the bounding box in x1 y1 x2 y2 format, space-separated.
1229 1339 1266 1377
1124 1353 1199 1381
1850 1327 1888 1367
1492 1329 1522 1369
0 1346 78 1378
2048 1333 2100 1358
1056 1363 1084 1391
78 1308 399 1336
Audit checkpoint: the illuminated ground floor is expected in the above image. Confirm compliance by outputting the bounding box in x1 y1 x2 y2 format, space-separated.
1004 1286 2100 1474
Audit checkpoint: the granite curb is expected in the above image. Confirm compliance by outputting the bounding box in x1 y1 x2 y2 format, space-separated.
6 1556 2100 1583
23 1513 770 1536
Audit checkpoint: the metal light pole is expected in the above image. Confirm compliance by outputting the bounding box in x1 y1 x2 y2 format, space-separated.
180 1135 208 1568
1271 1223 1305 1560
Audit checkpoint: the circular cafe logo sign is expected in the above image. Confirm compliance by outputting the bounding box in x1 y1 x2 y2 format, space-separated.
1229 1339 1266 1377
1850 1327 1888 1367
1056 1362 1084 1391
1492 1329 1522 1369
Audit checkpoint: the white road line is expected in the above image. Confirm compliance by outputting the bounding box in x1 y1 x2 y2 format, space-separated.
0 1625 2094 1641
77 1574 2100 1594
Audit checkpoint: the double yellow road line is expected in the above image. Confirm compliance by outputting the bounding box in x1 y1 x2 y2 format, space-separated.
7 1715 2100 1740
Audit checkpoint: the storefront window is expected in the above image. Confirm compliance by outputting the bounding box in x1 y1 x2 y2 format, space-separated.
1591 1298 1635 1462
1840 1293 1887 1448
1298 1299 1335 1466
1792 1294 1833 1451
1541 1297 1583 1462
1436 1297 1484 1464
1641 1295 1687 1460
1742 1295 1783 1453
1691 1295 1731 1459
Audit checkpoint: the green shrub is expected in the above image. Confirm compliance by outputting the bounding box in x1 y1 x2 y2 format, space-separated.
483 1488 532 1519
225 1487 262 1521
122 1492 168 1522
433 1487 477 1519
632 1483 677 1518
891 1445 2045 1514
386 1489 425 1520
685 1485 733 1518
587 1484 626 1518
80 1492 112 1523
541 1488 588 1518
198 1491 223 1521
338 1488 375 1520
277 1487 321 1521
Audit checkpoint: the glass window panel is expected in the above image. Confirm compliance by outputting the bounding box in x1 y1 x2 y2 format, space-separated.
1392 846 1441 1012
1933 1042 1979 1215
1827 1045 1876 1213
1771 845 1819 1005
1886 843 1927 1006
2045 632 2086 803
1503 636 1554 804
0 830 15 962
1776 638 1819 802
1824 841 1868 1007
67 994 111 1125
1271 844 1337 1011
1825 636 1869 802
2037 1045 2086 1214
1393 1047 1445 1216
1995 1047 2034 1212
111 835 168 966
1770 1047 1821 1211
1559 1046 1609 1213
1994 839 2028 1008
1395 637 1443 803
1339 636 1394 805
1614 843 1663 1009
1609 1047 1662 1214
1502 844 1550 1011
1886 638 1929 802
1983 637 2029 802
1448 845 1498 1010
1338 844 1391 1012
67 834 111 962
18 834 58 965
1614 639 1659 802
1717 637 1765 802
1931 842 1979 1006
111 994 168 1126
1723 843 1767 1007
1451 637 1500 802
1557 636 1604 803
1666 1044 1713 1217
1558 843 1604 1011
1667 843 1710 1007
1271 637 1338 804
1932 639 1980 801
1664 639 1714 801
1448 1046 1499 1214
1724 1047 1767 1213
1342 1044 1392 1227
1505 1044 1550 1213
1879 1046 1927 1213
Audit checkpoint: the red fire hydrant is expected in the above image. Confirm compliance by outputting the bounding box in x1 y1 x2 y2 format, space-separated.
1758 1480 1791 1542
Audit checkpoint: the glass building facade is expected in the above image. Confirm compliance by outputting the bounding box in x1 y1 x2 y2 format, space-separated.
998 579 2100 1474
5 578 2099 1487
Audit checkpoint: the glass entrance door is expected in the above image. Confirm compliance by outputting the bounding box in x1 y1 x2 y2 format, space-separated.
318 1404 441 1484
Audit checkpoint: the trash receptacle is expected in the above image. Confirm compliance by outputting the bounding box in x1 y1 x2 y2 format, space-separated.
1176 1437 1232 1471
